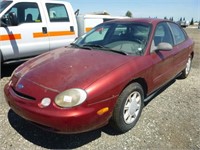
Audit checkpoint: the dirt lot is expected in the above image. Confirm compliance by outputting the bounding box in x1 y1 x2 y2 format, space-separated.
0 28 200 150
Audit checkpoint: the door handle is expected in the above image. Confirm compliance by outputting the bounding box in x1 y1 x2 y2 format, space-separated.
70 26 74 32
42 27 47 34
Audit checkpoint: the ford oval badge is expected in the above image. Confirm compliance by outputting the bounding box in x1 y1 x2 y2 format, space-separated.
17 84 24 89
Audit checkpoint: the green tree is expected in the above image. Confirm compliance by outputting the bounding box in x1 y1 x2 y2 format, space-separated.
102 11 110 15
190 18 194 25
94 11 110 15
125 11 132 18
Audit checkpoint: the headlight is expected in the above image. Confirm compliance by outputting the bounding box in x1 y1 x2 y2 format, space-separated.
55 88 87 108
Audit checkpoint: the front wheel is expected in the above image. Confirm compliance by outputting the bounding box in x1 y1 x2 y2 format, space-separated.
110 82 144 133
179 55 192 79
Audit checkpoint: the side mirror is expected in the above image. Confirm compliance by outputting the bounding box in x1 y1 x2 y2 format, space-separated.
8 12 18 26
157 42 173 51
74 9 80 16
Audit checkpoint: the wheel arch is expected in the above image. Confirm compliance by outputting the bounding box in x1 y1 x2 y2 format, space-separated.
191 51 194 60
110 77 147 133
0 49 3 63
123 77 148 99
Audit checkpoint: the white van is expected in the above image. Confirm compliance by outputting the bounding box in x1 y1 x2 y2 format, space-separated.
76 14 129 36
0 0 128 64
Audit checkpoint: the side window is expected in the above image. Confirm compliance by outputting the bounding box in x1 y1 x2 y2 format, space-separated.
169 23 186 45
24 6 41 23
46 3 69 22
153 22 173 46
151 22 174 52
3 2 41 25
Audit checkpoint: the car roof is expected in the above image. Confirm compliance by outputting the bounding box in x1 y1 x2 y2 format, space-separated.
107 18 170 25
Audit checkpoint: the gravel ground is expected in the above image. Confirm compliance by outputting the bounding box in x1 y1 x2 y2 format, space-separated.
0 28 200 150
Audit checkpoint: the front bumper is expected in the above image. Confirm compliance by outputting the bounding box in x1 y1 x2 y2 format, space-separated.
4 83 114 134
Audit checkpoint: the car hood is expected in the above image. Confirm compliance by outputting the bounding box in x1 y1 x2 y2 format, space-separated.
14 47 132 92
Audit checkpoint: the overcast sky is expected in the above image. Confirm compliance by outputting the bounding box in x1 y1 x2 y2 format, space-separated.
67 0 200 22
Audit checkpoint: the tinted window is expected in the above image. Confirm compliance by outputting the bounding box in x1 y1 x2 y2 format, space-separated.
3 2 41 25
46 3 69 22
169 23 186 45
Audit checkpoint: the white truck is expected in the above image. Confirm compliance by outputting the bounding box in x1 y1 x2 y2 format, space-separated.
0 0 128 64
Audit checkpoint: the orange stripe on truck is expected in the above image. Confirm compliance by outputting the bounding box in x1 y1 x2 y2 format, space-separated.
0 34 21 41
33 32 48 38
33 31 75 38
85 27 92 32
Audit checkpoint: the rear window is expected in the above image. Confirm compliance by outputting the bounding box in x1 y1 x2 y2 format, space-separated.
46 3 69 22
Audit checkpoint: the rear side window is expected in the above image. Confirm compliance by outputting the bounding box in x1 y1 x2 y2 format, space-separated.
169 23 186 45
46 3 69 22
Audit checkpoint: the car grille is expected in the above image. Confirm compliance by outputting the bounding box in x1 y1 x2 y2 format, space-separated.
12 88 36 101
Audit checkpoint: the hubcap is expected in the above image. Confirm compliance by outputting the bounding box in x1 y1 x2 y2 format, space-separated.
185 57 191 75
123 91 141 124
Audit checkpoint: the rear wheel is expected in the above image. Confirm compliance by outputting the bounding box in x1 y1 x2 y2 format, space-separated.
0 50 3 63
110 82 144 133
179 55 192 79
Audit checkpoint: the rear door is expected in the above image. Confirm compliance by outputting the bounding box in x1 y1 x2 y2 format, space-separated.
42 1 77 50
0 1 49 61
168 22 190 74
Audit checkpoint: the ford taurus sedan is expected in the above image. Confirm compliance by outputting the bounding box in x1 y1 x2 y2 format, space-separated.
4 18 194 134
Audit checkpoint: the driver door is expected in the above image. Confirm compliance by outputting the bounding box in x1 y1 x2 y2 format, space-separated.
0 2 49 61
150 22 175 90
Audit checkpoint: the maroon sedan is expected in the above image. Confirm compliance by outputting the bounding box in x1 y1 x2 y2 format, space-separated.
4 18 194 134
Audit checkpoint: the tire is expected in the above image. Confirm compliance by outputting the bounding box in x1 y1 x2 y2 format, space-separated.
0 50 3 63
110 82 144 133
179 55 192 79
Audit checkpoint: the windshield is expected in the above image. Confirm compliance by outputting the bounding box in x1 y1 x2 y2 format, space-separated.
74 22 151 55
0 1 12 13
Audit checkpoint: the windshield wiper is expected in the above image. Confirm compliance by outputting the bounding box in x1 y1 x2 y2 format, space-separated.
82 44 105 49
70 43 80 48
82 44 128 55
106 49 128 55
70 43 92 50
71 43 127 55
